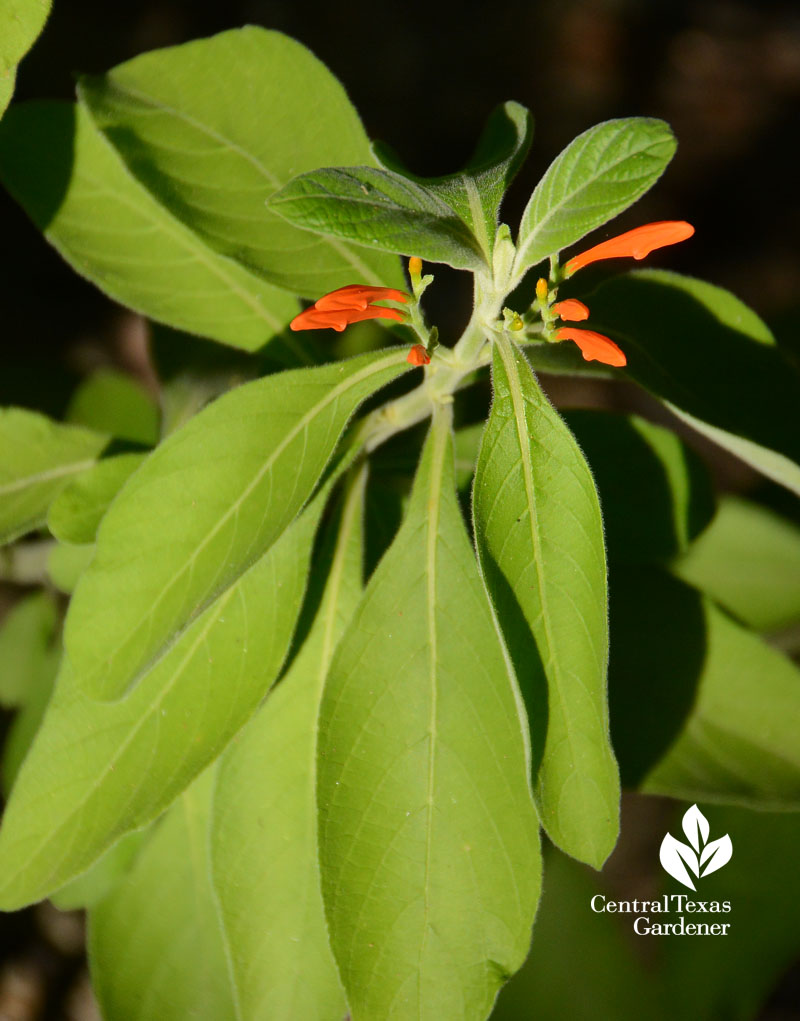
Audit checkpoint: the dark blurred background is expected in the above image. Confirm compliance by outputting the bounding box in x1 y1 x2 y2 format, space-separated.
1 0 799 1017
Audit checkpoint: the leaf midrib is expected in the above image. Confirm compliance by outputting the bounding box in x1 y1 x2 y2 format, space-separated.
0 457 98 497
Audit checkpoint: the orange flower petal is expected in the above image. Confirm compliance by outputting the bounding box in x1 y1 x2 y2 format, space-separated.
290 307 350 332
314 284 409 311
565 221 695 275
340 305 406 325
552 298 590 322
555 327 627 367
406 344 430 366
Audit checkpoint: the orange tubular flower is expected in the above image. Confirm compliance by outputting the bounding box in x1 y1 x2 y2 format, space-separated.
555 327 626 367
565 221 694 275
406 343 430 366
290 283 409 332
552 298 589 322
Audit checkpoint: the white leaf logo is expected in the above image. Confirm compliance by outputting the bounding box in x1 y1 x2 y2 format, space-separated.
659 805 732 890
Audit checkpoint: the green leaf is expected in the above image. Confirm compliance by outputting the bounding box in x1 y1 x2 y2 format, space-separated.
47 453 146 545
609 566 800 808
672 496 800 632
269 165 488 271
0 407 107 545
79 27 402 298
211 469 368 1020
514 118 676 275
0 351 407 909
0 495 323 909
492 846 666 1021
318 410 541 1021
586 270 800 494
0 591 57 707
0 0 52 117
88 770 236 1021
564 411 714 564
51 831 144 911
374 101 532 258
0 101 299 351
46 540 95 593
473 340 619 868
66 348 406 702
66 370 159 446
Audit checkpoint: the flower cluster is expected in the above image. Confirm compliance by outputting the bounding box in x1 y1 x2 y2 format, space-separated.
290 285 408 332
545 220 695 367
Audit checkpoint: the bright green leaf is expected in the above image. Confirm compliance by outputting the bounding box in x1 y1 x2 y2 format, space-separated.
211 469 368 1020
51 831 145 911
0 101 299 351
79 27 402 298
0 407 107 545
318 410 541 1021
514 118 676 276
0 0 52 117
673 496 800 632
66 370 159 446
89 770 236 1021
564 410 714 564
47 453 145 545
66 348 406 702
0 494 323 909
0 590 56 707
473 340 619 867
586 270 800 495
269 165 488 271
0 351 407 909
374 101 532 259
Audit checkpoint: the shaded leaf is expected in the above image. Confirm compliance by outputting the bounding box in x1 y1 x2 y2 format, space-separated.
79 27 401 298
0 590 57 708
564 410 714 564
0 0 52 117
514 118 676 275
46 540 94 593
473 340 619 867
587 270 800 494
66 370 159 446
318 410 541 1020
672 496 800 632
0 407 107 545
89 770 236 1021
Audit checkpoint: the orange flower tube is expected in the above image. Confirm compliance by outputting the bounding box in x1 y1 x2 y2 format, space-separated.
314 284 408 311
565 221 695 275
555 327 627 367
552 298 590 322
406 344 431 366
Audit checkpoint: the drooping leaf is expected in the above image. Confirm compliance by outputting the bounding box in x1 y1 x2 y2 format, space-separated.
64 349 406 702
610 566 800 808
0 494 323 909
66 370 159 446
586 270 800 494
89 770 237 1021
473 340 619 868
211 469 368 1020
514 118 676 276
269 165 488 271
0 101 299 350
374 101 532 259
79 27 402 298
47 453 147 545
0 407 107 545
0 590 57 707
0 0 52 117
564 411 714 564
318 410 541 1021
672 496 800 632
